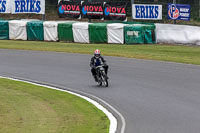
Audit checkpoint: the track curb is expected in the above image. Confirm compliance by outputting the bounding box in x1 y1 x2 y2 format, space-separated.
0 75 126 133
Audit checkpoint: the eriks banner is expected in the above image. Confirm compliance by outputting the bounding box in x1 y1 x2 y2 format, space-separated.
168 4 190 21
11 0 45 14
132 4 162 20
104 2 127 21
0 0 11 13
81 2 103 19
58 1 81 19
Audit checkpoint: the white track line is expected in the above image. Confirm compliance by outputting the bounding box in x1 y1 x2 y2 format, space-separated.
0 76 123 133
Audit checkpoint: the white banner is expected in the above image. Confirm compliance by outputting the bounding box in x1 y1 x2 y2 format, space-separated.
132 4 162 20
0 0 11 13
11 0 45 14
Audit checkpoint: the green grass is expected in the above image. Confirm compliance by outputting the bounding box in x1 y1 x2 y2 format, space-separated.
0 78 109 133
0 40 200 65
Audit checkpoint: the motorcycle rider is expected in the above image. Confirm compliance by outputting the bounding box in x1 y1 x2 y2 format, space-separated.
90 49 108 82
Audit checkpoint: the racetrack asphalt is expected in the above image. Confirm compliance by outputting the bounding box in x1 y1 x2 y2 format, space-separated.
0 49 200 133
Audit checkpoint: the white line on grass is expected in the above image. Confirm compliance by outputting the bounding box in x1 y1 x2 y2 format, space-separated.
0 76 121 133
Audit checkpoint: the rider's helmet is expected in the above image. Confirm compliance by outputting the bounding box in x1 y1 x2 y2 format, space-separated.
94 49 101 58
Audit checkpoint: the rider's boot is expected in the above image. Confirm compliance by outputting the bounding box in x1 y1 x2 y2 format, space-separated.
106 74 109 79
105 71 109 79
93 75 98 82
105 68 109 79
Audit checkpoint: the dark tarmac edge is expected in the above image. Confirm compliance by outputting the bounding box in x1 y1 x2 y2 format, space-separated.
0 74 126 133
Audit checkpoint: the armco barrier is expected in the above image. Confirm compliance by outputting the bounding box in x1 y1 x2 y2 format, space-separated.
89 23 108 43
9 20 32 40
107 23 128 44
44 21 60 42
72 22 91 43
58 21 76 42
156 23 200 45
124 24 145 44
27 21 44 41
0 20 9 40
1 19 200 45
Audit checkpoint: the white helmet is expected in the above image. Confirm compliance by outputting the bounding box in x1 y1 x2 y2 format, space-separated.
94 49 101 58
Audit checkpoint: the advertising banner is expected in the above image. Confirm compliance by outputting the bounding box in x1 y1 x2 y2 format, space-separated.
10 0 45 14
104 2 127 21
0 0 11 13
58 1 81 19
132 4 162 20
168 4 190 21
81 2 103 19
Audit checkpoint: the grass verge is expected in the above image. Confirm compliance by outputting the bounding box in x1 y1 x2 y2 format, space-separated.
0 40 200 65
0 78 109 133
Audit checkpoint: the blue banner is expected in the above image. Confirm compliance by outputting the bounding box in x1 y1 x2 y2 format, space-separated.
132 4 162 20
11 0 45 14
168 4 190 21
0 0 11 13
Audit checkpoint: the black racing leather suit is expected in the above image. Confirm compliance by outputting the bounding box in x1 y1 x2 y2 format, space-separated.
90 56 108 77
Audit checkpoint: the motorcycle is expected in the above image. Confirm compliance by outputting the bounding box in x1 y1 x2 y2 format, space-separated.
95 65 109 87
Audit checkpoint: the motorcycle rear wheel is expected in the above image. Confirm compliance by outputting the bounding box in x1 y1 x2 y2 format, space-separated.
98 81 102 86
104 80 109 87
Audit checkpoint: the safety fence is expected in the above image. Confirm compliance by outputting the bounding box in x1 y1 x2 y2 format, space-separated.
155 23 200 45
0 20 156 44
1 20 200 45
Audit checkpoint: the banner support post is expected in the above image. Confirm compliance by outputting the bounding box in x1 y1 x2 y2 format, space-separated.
42 14 45 21
199 0 200 18
131 0 134 21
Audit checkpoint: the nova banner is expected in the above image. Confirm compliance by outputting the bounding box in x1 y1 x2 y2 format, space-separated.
104 2 127 21
81 2 103 19
132 4 162 20
0 0 11 13
168 4 190 21
11 0 45 14
58 1 81 19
